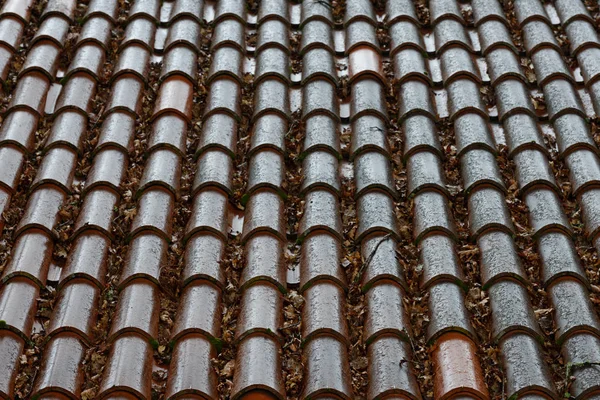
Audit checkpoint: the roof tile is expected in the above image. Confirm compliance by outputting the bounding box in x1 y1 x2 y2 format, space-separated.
554 0 593 27
351 78 387 122
392 48 432 86
356 190 399 242
129 187 174 241
468 186 514 238
168 0 203 25
2 229 51 287
165 334 218 399
172 281 221 341
84 0 118 22
503 113 547 157
472 0 507 26
42 0 77 22
303 114 339 157
461 148 505 195
300 19 334 55
0 17 25 51
193 149 234 196
565 149 600 196
77 15 113 50
0 278 39 339
83 148 127 193
242 189 285 242
210 46 244 84
248 113 286 156
364 281 410 343
345 20 379 53
389 20 426 56
478 230 526 288
256 19 290 53
494 79 536 121
430 0 464 26
354 151 395 198
413 190 456 244
419 233 464 289
386 0 419 26
16 185 66 238
300 232 345 292
485 48 526 87
72 188 119 239
303 281 348 343
406 150 446 197
298 189 342 242
531 47 573 86
580 188 600 241
47 280 99 342
247 149 285 198
513 149 558 195
59 232 109 289
537 231 588 287
211 18 245 52
300 0 332 26
152 76 194 122
302 47 337 85
576 47 600 86
447 78 487 120
241 234 286 292
150 113 188 156
402 115 443 160
525 187 572 239
522 20 560 54
185 188 229 242
543 79 586 122
302 79 339 120
45 111 88 153
252 79 290 121
257 0 289 25
513 0 551 28
440 46 481 85
398 80 437 122
164 17 201 53
477 19 518 56
138 148 181 196
351 115 388 158
454 113 496 156
33 334 86 398
109 279 159 342
0 0 34 23
182 233 226 288
0 145 26 192
54 72 97 116
128 0 160 22
360 232 407 290
121 16 156 51
561 333 600 398
565 20 599 56
301 150 340 195
301 335 352 400
434 18 473 54
64 43 106 82
499 333 556 398
7 71 50 116
427 281 474 342
344 0 375 26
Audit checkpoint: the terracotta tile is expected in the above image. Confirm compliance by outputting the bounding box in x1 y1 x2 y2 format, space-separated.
149 113 188 156
214 0 246 24
2 229 52 287
304 114 339 158
348 46 383 83
549 278 600 345
502 114 546 157
166 334 218 399
302 47 337 86
249 114 287 156
129 187 174 241
256 19 290 54
257 0 289 25
478 231 526 289
164 17 201 54
183 233 226 288
211 18 245 52
413 190 456 244
41 0 76 21
65 43 105 82
48 279 99 342
203 77 242 120
434 18 473 54
34 334 86 398
441 46 481 85
346 20 379 53
389 20 425 56
447 79 487 121
242 190 286 243
485 48 526 87
237 283 283 342
7 71 50 116
471 0 507 26
77 15 112 50
364 281 411 344
161 44 197 85
0 44 12 82
169 0 203 25
468 186 514 239
427 281 474 343
0 145 25 192
138 148 181 196
406 150 446 197
367 335 421 400
344 0 375 25
99 334 153 399
398 80 437 122
54 72 96 116
299 232 344 292
488 279 541 342
580 188 600 242
513 0 551 27
350 78 387 122
531 48 573 87
20 41 61 81
301 150 340 196
0 17 24 50
185 188 229 242
232 335 284 399
0 278 39 338
392 48 432 86
152 76 194 123
430 0 463 25
565 149 600 196
300 0 333 26
172 281 221 341
109 280 159 341
45 110 87 153
355 151 396 199
84 0 119 22
255 47 290 85
59 232 110 289
356 190 399 243
31 146 77 193
0 109 38 152
300 20 334 55
477 20 517 56
553 113 596 157
303 281 347 343
129 0 160 22
537 231 587 287
253 78 290 121
16 184 66 238
193 149 234 196
301 335 352 399
495 79 537 122
360 233 406 291
0 0 35 22
432 333 488 400
402 115 442 160
524 188 572 239
120 233 167 287
302 79 339 121
499 333 556 398
247 150 285 199
113 45 150 83
197 113 238 158
73 187 119 239
0 331 24 398
241 234 286 292
454 113 495 157
522 20 560 55
418 233 464 290
298 189 342 242
83 147 127 193
561 333 600 398
121 16 155 51
105 74 144 117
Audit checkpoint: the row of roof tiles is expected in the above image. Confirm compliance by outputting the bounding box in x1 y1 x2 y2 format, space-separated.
1 0 600 399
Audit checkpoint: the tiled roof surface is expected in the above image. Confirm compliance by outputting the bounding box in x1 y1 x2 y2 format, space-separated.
0 0 600 399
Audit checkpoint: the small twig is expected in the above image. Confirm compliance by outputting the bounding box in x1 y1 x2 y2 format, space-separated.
312 0 333 9
353 233 392 285
564 361 600 398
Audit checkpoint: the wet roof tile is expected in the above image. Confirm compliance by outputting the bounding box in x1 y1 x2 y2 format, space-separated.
3 1 600 399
